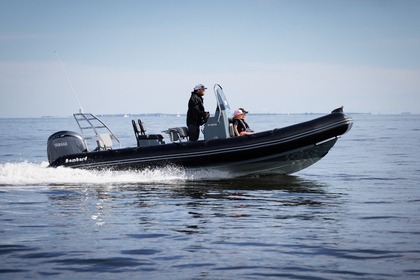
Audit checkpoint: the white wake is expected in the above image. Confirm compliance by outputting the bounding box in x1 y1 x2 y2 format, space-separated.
0 161 231 187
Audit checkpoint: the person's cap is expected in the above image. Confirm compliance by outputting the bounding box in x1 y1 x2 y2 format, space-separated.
239 107 249 114
194 84 207 90
234 108 248 117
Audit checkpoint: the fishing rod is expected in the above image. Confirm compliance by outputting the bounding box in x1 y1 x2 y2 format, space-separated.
54 51 83 113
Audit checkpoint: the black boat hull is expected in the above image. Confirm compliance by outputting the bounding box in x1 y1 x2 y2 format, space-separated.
48 111 352 175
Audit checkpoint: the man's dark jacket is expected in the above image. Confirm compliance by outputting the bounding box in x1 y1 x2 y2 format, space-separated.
187 92 207 126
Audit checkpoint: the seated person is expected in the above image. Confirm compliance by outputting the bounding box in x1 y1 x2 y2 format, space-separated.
233 108 254 136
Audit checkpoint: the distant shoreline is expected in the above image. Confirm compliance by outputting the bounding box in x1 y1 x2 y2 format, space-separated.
0 112 412 119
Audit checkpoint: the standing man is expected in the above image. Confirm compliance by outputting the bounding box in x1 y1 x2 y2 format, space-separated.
187 84 210 141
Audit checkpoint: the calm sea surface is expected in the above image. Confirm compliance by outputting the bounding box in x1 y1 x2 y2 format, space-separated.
0 113 419 279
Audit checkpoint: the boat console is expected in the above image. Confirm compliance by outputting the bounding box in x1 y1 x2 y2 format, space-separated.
203 84 233 140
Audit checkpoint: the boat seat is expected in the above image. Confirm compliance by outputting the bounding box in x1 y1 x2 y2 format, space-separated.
132 119 146 137
164 127 189 142
132 119 165 147
229 123 234 137
96 133 113 150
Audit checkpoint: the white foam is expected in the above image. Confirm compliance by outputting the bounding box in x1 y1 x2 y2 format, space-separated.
0 161 231 187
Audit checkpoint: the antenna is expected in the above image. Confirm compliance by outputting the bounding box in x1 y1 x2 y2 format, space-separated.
54 51 83 113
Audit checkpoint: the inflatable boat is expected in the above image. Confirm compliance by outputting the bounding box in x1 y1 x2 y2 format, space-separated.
47 84 353 175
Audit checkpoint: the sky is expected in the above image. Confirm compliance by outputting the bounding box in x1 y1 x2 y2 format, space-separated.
1 0 420 117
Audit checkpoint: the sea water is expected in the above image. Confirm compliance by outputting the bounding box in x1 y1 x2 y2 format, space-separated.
1 114 419 279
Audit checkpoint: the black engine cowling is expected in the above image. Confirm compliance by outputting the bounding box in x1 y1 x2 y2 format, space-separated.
47 131 87 164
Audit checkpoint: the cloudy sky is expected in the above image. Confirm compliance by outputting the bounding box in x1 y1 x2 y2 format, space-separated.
1 0 419 117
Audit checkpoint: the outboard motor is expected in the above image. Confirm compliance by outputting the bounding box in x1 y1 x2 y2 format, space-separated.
47 131 87 164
